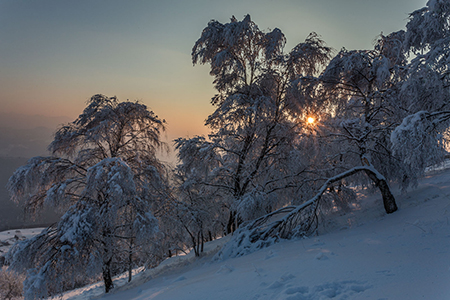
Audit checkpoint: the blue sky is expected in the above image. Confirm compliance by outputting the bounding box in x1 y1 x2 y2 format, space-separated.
0 0 427 147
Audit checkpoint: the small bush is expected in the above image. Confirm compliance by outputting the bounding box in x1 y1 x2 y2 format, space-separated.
0 267 24 300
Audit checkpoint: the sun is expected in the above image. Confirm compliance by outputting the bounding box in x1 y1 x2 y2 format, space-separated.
307 116 315 125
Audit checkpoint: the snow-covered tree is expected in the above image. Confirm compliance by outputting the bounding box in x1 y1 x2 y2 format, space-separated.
292 31 409 213
176 15 332 234
390 0 450 176
174 150 229 255
7 95 168 297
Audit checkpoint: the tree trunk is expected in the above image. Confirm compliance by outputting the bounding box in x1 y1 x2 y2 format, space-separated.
183 224 199 257
196 230 201 256
102 258 114 293
128 240 133 283
102 228 114 293
363 169 398 214
226 210 243 234
201 230 204 253
226 210 236 234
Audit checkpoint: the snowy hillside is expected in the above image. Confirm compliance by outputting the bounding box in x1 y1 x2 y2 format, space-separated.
0 228 45 260
54 167 450 300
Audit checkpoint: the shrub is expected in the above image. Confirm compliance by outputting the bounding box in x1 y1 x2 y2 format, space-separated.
0 267 24 300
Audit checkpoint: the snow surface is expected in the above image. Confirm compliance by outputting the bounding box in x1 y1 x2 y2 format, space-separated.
0 228 46 257
38 169 450 299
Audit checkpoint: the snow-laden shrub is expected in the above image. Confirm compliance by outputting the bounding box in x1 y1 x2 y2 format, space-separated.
214 227 278 260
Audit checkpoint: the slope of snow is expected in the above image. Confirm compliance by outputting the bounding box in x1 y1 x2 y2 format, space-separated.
0 228 46 258
62 169 450 300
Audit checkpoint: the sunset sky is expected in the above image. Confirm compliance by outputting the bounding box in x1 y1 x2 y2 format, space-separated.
0 0 426 160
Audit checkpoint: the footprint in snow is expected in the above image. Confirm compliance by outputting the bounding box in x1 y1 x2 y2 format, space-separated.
311 239 325 247
280 273 296 281
173 275 187 282
266 273 296 290
282 280 371 300
284 286 309 295
265 249 277 260
376 270 395 276
216 264 235 274
315 252 329 260
267 280 284 289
